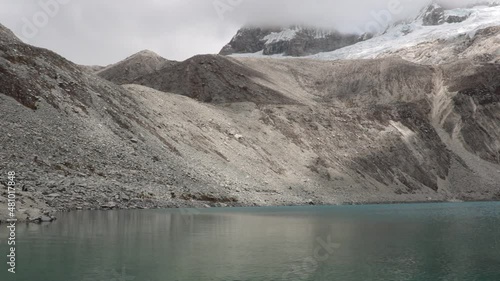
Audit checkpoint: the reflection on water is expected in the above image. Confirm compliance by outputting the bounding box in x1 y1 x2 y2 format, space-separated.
1 202 499 281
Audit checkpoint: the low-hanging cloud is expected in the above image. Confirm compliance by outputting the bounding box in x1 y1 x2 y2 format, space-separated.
0 0 487 65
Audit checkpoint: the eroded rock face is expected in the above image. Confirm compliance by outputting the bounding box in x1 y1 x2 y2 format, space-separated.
220 26 367 57
442 62 500 163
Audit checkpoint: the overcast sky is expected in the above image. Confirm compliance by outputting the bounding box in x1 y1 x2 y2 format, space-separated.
0 0 482 65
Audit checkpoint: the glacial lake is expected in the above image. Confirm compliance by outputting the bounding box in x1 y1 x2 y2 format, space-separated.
1 202 500 281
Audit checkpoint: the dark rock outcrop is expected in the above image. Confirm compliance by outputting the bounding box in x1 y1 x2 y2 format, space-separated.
445 14 470 23
220 27 281 55
418 3 446 26
417 3 470 26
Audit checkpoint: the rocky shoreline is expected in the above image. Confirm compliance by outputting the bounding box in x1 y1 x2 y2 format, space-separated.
2 185 498 224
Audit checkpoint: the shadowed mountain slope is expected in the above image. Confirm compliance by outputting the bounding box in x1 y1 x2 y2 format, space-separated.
132 54 297 104
96 50 177 85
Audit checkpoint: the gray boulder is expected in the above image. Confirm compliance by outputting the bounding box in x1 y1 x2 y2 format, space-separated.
102 201 118 210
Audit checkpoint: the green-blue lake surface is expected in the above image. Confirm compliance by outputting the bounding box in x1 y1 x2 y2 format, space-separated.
1 202 500 281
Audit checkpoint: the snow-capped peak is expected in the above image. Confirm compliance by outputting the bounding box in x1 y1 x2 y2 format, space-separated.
220 25 365 57
223 3 500 64
306 4 500 62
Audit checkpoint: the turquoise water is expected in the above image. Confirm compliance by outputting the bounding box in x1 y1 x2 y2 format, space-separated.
1 202 500 281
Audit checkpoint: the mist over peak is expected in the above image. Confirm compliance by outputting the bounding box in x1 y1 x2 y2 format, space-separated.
229 0 494 33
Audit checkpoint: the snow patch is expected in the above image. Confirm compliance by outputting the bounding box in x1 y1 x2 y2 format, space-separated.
263 28 299 44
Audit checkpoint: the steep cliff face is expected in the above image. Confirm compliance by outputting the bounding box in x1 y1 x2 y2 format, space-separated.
220 26 367 57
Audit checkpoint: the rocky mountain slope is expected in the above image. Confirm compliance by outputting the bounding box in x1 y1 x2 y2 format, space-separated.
1 10 500 223
128 54 500 200
219 26 368 57
0 24 228 222
96 50 177 85
132 54 297 104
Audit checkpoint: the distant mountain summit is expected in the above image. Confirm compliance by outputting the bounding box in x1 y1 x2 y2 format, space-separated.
96 50 177 85
221 3 500 64
219 26 369 57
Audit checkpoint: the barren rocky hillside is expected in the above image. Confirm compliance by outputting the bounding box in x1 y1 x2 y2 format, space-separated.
132 54 297 104
130 55 500 200
96 50 177 85
0 24 233 222
1 22 499 223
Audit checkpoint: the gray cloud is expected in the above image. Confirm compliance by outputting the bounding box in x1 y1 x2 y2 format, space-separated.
0 0 485 65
